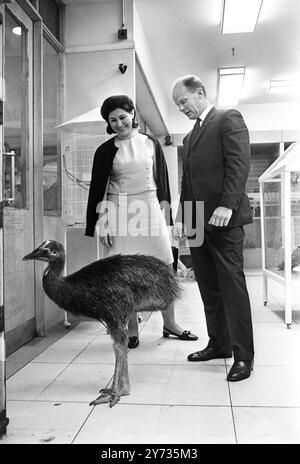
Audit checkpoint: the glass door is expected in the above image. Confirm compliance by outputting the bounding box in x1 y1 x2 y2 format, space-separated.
0 10 9 439
2 3 35 354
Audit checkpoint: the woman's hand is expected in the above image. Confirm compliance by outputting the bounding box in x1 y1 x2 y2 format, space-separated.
96 216 113 248
99 233 113 248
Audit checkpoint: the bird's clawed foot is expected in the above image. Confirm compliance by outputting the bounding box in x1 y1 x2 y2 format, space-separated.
98 387 111 394
90 387 129 407
89 391 121 407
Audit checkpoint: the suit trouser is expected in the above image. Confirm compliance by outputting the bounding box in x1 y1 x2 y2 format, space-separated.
189 226 254 361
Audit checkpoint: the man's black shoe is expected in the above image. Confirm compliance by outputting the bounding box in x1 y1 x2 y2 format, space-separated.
187 346 232 362
227 360 254 382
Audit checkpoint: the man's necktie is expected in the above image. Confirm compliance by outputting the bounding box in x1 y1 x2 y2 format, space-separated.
191 118 202 144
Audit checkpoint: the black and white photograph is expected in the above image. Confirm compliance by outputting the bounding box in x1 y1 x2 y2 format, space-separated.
0 0 300 447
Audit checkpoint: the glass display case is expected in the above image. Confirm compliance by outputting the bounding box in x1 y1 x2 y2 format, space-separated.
259 142 300 328
56 110 109 326
57 108 109 226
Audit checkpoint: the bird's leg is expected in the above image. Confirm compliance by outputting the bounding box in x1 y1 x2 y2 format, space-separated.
119 348 130 396
109 341 130 407
99 354 129 394
90 335 130 407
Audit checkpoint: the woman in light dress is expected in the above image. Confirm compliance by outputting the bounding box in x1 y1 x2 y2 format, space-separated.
85 95 197 348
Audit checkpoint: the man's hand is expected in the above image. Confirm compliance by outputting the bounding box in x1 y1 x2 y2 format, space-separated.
172 222 187 240
208 206 233 227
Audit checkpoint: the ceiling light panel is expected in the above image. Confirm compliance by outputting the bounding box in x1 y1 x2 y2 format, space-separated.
268 80 298 94
218 67 245 106
221 0 263 34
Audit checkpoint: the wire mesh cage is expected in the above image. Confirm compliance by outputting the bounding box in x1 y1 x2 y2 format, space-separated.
58 112 108 225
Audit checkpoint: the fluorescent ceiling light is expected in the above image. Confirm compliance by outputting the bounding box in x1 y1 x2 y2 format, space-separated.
221 0 263 34
268 80 297 94
218 67 245 106
12 27 22 36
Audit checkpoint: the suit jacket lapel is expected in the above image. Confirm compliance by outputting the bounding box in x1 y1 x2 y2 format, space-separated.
185 132 193 157
190 106 216 152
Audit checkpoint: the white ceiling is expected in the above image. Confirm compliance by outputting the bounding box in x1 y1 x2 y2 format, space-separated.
134 0 300 133
63 0 300 134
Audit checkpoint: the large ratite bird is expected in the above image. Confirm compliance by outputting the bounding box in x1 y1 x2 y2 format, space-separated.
23 240 181 407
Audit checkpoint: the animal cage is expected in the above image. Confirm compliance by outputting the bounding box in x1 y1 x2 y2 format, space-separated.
259 142 300 327
57 109 109 225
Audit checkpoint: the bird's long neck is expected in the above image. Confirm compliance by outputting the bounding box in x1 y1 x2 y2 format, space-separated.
42 258 66 306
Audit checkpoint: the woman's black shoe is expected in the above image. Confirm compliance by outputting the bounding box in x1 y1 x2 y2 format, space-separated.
128 336 139 349
163 327 198 341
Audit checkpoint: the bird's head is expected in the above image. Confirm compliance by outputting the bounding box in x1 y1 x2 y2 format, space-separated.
23 240 65 263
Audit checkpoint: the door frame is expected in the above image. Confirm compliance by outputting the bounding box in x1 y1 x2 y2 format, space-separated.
0 0 44 436
0 9 9 439
3 1 38 355
6 0 45 337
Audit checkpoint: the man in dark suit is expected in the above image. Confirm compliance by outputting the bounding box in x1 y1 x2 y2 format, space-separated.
172 75 254 382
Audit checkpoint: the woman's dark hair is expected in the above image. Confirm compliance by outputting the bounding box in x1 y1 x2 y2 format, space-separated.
100 95 139 134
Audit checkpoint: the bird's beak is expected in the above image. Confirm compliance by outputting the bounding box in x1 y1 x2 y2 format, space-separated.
23 248 39 261
23 244 47 261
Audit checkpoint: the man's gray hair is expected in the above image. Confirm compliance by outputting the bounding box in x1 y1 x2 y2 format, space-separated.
174 75 207 97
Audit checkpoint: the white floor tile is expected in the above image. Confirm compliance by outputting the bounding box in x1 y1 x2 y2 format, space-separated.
120 364 230 406
251 338 300 366
48 338 94 350
72 335 116 364
253 321 300 340
61 320 106 339
32 348 82 364
74 404 236 444
1 401 91 444
36 363 115 403
228 366 300 407
128 338 229 366
7 363 68 401
5 399 33 418
31 337 95 364
251 307 286 323
233 407 300 444
4 278 300 444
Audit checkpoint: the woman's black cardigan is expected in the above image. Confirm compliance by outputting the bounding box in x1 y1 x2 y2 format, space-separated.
85 132 173 237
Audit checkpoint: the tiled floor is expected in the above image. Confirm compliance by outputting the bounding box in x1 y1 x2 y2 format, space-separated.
1 271 300 444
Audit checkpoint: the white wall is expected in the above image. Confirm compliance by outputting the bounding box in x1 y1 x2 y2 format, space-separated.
64 0 135 121
65 0 133 47
65 48 135 120
133 3 169 128
169 101 300 141
240 102 300 134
